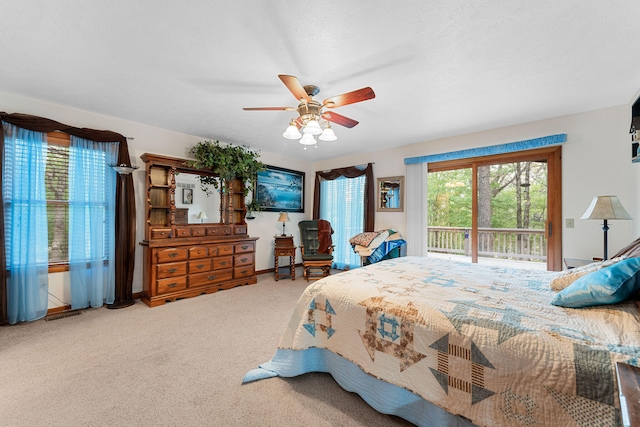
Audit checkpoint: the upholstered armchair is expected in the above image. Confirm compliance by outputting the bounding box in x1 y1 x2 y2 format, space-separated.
298 220 334 280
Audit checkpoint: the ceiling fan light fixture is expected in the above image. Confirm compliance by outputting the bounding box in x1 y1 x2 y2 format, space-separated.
244 74 375 149
283 123 302 139
299 133 316 145
303 118 322 135
319 126 337 141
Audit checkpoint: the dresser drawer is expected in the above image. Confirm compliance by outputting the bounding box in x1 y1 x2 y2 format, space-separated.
234 225 247 235
157 276 187 294
235 241 255 254
216 244 234 256
205 226 220 236
234 253 254 267
189 269 233 287
155 247 188 263
175 227 191 238
219 226 232 236
213 256 233 270
156 261 187 279
151 228 172 239
275 248 295 256
189 258 212 273
188 246 208 259
191 227 205 237
234 265 255 279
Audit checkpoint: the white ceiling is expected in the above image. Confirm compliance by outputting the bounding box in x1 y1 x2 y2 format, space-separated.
2 1 640 161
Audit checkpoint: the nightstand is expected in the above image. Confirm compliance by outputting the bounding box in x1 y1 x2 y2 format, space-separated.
274 235 295 281
616 362 640 427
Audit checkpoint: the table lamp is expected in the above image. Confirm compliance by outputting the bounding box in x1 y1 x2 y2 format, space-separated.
278 212 290 236
581 195 632 260
197 211 207 223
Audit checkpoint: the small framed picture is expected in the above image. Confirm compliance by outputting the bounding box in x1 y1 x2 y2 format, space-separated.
183 188 193 204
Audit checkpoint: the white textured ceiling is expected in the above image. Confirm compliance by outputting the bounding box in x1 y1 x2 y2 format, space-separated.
1 1 640 161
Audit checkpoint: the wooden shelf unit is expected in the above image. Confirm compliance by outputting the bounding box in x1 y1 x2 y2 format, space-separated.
139 153 257 307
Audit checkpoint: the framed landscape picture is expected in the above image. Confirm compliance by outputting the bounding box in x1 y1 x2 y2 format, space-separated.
255 165 304 212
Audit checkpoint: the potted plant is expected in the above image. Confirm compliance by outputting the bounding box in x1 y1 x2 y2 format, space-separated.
187 140 265 223
245 199 261 220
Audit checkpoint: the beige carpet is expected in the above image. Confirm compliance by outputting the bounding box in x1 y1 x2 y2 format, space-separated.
0 269 413 427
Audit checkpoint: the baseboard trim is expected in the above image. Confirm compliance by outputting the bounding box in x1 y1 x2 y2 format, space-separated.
47 304 71 316
256 263 302 276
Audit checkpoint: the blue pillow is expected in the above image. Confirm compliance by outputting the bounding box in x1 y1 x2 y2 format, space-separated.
551 257 640 308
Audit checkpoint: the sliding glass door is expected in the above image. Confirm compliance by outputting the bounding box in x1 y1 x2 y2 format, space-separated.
427 146 562 270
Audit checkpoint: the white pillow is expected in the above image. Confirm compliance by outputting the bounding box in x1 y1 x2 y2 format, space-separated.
549 256 626 291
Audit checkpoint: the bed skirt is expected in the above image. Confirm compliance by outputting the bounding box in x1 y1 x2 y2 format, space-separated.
243 348 475 427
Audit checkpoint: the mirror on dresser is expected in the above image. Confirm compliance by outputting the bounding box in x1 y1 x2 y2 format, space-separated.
174 172 221 224
376 176 404 212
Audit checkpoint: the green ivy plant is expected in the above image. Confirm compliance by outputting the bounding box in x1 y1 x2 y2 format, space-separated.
187 140 265 196
245 198 261 219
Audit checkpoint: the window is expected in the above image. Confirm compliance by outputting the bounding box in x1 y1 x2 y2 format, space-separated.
45 132 70 268
44 132 114 272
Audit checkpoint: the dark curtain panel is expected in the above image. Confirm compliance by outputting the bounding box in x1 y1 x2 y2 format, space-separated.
312 163 374 232
0 112 135 325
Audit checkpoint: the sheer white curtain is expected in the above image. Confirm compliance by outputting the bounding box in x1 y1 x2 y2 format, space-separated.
68 136 118 309
2 123 49 324
405 162 428 257
319 176 365 269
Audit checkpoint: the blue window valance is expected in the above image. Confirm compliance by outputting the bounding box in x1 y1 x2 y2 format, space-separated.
404 134 567 165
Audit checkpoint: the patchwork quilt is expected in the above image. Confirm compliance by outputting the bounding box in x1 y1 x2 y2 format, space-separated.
247 257 640 426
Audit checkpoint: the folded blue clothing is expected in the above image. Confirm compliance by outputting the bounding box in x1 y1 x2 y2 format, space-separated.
367 239 406 264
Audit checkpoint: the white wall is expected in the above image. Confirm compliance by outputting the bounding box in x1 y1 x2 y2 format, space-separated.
0 90 315 308
314 104 637 264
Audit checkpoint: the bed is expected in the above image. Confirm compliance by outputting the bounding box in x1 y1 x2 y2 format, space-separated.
243 256 640 426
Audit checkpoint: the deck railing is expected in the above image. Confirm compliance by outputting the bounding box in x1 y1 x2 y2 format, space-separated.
427 226 547 262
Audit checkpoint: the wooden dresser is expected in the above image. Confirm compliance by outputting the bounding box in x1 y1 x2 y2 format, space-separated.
139 153 258 307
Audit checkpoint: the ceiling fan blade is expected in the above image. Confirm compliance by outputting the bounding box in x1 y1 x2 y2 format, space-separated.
323 87 375 108
242 107 295 111
278 75 311 103
322 112 359 128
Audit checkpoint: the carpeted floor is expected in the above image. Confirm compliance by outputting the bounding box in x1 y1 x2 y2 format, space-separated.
0 269 414 426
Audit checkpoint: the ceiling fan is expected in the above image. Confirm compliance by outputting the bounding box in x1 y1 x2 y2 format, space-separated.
243 74 375 149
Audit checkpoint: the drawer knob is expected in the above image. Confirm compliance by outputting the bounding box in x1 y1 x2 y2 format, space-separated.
241 257 248 262
220 261 227 266
242 245 249 250
167 282 177 288
240 270 248 275
168 253 178 258
207 275 217 280
168 268 178 273
196 264 205 269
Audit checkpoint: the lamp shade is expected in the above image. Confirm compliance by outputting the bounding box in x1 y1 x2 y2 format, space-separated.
278 212 290 222
197 211 207 220
110 164 139 175
319 127 337 141
283 124 302 140
580 196 632 220
303 119 322 135
299 133 316 145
